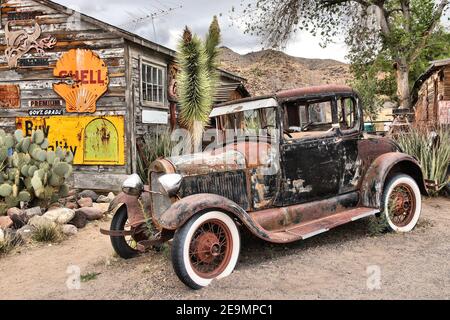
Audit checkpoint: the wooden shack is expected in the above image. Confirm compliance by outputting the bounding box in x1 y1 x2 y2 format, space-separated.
0 0 249 191
412 58 450 127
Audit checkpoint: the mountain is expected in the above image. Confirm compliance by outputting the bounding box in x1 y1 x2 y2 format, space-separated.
219 47 351 96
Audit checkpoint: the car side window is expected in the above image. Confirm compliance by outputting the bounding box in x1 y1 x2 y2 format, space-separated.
284 99 334 140
338 97 358 132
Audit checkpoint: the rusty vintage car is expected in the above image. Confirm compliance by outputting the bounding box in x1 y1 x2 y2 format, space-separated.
103 84 427 289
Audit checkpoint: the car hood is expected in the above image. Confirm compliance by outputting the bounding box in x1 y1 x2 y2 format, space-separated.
163 140 278 177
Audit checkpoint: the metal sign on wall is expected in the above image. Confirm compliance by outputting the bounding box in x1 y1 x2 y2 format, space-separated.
16 116 125 166
0 84 20 109
53 49 110 113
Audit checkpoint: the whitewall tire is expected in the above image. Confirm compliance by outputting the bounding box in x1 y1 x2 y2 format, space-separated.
171 211 241 290
382 174 422 233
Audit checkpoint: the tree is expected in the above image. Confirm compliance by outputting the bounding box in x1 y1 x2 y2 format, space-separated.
238 0 450 109
177 17 222 152
350 26 450 118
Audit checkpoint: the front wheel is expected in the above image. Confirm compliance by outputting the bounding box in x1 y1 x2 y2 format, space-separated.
171 211 241 290
110 205 139 259
382 174 422 233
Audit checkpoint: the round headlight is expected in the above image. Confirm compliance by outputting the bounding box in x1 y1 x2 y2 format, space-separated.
158 173 182 197
122 174 144 196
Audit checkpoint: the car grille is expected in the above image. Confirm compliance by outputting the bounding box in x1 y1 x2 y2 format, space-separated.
150 172 173 221
178 170 250 210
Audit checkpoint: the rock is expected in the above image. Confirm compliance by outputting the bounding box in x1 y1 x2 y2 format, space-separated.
0 229 4 242
48 203 63 211
65 202 79 210
61 224 78 236
97 192 115 203
7 207 28 228
17 225 35 241
92 203 110 214
68 211 87 229
78 190 99 202
28 215 55 228
7 207 23 218
77 197 93 208
24 207 43 219
43 208 75 224
0 216 13 229
10 213 27 229
63 195 76 203
76 207 104 221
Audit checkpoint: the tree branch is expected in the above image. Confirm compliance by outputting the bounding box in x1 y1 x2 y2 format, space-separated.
321 0 370 7
409 0 449 63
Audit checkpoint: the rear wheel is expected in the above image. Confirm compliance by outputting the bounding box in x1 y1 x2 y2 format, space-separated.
382 174 422 233
110 205 139 259
171 211 241 290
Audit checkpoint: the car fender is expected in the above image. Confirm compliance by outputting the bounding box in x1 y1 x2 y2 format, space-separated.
157 193 271 240
360 152 428 208
108 192 146 227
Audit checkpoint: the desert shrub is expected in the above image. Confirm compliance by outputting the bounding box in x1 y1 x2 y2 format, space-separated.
395 126 450 195
32 224 63 243
136 129 175 182
0 235 14 256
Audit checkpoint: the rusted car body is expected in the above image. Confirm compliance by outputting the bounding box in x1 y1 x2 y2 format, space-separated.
104 84 427 289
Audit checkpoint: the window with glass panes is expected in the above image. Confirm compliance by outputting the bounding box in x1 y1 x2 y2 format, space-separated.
141 62 165 105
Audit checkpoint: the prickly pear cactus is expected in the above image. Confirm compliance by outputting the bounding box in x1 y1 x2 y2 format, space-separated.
0 129 73 215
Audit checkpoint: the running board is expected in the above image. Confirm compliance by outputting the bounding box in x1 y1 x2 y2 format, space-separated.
268 207 378 243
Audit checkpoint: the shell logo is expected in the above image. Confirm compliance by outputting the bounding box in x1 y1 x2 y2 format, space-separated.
53 49 109 113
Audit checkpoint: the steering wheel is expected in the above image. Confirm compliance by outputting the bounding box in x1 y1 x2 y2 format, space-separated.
262 124 276 130
284 130 293 138
261 124 293 138
302 121 314 131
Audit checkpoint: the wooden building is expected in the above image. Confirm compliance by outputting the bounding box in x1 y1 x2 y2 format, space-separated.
412 58 450 127
0 0 249 191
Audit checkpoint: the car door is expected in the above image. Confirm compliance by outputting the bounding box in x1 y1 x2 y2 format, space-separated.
278 98 341 206
336 96 363 194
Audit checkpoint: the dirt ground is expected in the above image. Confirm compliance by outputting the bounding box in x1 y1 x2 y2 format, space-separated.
0 197 449 300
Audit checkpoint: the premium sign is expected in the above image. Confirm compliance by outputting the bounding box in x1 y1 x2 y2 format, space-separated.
28 99 63 108
0 84 20 109
16 116 125 165
53 49 109 113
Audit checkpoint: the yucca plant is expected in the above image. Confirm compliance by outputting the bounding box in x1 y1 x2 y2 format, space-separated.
395 126 450 195
177 27 212 153
177 17 221 153
204 16 221 92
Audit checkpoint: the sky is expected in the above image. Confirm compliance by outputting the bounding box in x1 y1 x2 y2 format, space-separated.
53 0 348 62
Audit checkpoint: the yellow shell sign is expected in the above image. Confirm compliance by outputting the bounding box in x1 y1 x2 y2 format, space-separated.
53 49 109 113
16 116 125 166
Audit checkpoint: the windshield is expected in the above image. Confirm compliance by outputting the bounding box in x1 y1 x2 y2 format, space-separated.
215 107 278 138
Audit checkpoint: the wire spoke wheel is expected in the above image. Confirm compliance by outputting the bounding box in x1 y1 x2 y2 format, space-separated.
171 211 241 289
382 174 422 233
387 183 416 227
188 219 233 279
124 220 137 249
